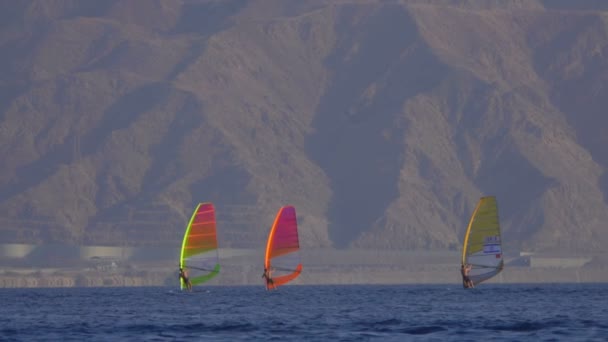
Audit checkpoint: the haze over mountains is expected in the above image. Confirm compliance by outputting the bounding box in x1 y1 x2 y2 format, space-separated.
1 0 607 256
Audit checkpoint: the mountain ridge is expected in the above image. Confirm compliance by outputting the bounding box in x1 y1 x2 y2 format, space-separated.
0 1 607 254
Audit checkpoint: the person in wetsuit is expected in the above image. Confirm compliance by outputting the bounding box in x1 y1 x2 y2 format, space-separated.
262 267 275 290
461 263 474 288
179 267 192 291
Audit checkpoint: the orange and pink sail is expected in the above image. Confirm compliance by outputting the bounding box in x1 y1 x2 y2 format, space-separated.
264 206 302 289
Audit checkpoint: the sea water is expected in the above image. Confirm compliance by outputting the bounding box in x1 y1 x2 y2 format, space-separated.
1 284 607 341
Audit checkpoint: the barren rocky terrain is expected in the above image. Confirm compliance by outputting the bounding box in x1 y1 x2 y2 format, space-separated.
1 0 607 255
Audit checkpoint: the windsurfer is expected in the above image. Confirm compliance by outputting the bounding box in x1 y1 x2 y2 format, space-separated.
461 264 474 288
262 267 275 290
179 267 192 291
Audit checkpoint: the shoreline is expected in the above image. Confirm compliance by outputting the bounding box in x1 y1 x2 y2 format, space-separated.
1 265 606 288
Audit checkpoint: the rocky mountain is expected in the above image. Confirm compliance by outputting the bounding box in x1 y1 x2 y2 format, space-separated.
1 0 607 254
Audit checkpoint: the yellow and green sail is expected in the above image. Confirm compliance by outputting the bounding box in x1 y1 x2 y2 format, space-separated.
461 196 504 286
179 202 220 289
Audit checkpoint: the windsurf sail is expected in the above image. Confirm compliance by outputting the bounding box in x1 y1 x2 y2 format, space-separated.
179 202 220 289
264 206 302 289
461 196 504 287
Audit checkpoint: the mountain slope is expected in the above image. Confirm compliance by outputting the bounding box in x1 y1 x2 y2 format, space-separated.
0 0 607 254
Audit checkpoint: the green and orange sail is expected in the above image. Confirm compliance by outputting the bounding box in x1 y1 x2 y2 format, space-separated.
264 206 302 289
179 202 220 290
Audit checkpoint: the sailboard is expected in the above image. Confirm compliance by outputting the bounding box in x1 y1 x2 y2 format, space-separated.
264 205 302 290
461 196 504 287
179 202 220 290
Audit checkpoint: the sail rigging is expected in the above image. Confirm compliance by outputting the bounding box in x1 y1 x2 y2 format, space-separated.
461 196 504 286
179 202 220 289
264 206 302 289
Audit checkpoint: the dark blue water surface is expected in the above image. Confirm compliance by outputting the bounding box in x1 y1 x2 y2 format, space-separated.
1 284 607 341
